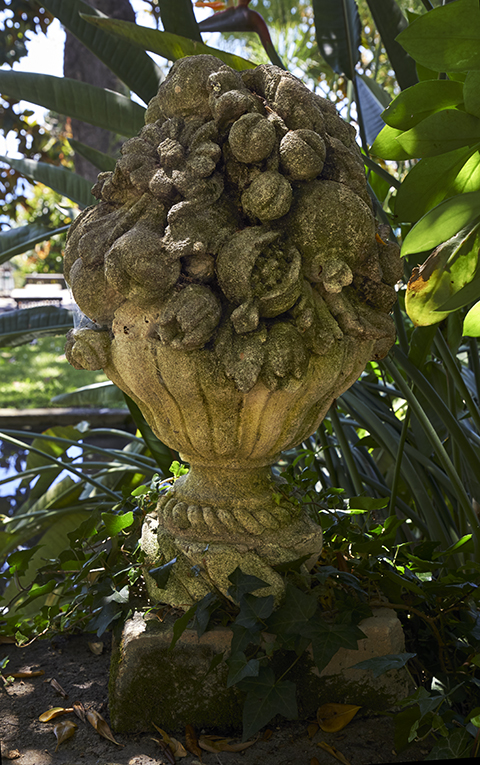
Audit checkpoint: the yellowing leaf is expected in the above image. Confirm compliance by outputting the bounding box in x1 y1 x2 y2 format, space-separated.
53 719 77 751
10 669 44 678
39 707 73 722
307 722 319 739
316 703 361 732
86 708 123 746
88 641 104 655
318 741 351 765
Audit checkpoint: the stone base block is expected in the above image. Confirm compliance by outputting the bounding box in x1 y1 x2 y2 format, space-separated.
109 607 411 734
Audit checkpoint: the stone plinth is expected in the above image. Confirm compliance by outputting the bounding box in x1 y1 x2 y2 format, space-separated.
109 608 410 734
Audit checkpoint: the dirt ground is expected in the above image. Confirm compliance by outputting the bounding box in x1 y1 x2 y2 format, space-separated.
1 633 432 765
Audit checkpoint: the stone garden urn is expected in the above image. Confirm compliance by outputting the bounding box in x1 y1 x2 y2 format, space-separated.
64 55 401 609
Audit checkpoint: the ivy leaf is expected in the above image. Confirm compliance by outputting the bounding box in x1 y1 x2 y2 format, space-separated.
227 568 270 602
230 623 262 654
425 728 472 760
148 557 177 589
101 511 133 536
300 615 367 674
352 652 417 678
235 594 275 630
266 583 317 636
241 667 298 741
226 651 259 688
193 592 221 637
169 602 199 652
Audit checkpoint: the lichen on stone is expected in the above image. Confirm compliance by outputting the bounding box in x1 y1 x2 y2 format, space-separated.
65 54 400 397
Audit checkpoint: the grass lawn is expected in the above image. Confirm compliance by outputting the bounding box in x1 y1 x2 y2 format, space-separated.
0 335 109 408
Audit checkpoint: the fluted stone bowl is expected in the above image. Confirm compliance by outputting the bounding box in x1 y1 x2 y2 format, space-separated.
64 55 402 606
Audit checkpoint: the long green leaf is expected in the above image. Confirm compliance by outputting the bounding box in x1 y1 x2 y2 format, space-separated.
364 0 417 90
355 74 388 146
395 145 480 223
68 139 117 172
0 71 145 137
0 306 73 348
402 191 480 255
51 380 125 408
312 0 361 80
80 15 255 71
397 0 480 73
371 124 414 160
0 155 95 208
158 0 201 42
41 0 162 104
0 223 69 265
397 110 480 158
382 80 464 132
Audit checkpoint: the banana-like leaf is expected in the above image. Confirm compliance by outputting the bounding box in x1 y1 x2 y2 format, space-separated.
397 0 480 74
463 300 480 336
364 0 417 90
405 224 480 326
51 381 126 408
0 223 69 265
0 306 74 348
68 139 117 173
382 80 465 133
312 0 361 81
396 110 480 159
371 124 414 160
159 0 202 42
355 75 388 146
0 71 145 138
0 155 95 208
80 15 255 71
41 0 162 105
394 145 480 224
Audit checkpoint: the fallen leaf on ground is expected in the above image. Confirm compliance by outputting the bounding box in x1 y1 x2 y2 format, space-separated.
310 758 320 765
185 724 202 759
151 739 176 764
317 703 361 732
39 707 73 722
50 678 68 698
88 641 104 655
86 708 123 746
73 701 87 722
53 719 77 751
308 722 319 739
0 636 16 644
4 751 21 760
7 670 45 678
199 735 256 753
263 729 273 741
318 741 351 765
152 723 187 758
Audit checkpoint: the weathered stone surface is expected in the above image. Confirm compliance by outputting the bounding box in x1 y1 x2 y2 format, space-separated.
109 609 411 733
64 55 402 606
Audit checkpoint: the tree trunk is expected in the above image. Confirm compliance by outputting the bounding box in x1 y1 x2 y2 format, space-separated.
63 0 136 182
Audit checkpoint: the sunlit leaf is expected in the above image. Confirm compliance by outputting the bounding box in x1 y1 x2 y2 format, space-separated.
86 708 123 746
0 223 69 265
382 80 464 132
317 703 361 732
371 124 413 160
397 0 480 73
0 306 74 348
0 155 95 209
68 139 117 172
81 15 255 72
53 719 77 751
39 707 73 722
101 511 134 536
397 110 480 158
402 192 480 256
463 300 480 336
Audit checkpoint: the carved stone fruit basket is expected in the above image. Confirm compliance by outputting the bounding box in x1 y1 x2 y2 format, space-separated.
64 55 402 607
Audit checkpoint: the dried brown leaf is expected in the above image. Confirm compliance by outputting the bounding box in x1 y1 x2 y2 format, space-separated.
317 703 361 732
73 701 87 723
308 722 319 739
262 728 273 741
86 708 123 746
9 670 45 678
199 735 256 753
50 678 68 698
53 719 77 751
39 707 73 722
88 641 104 655
151 738 176 764
4 751 21 760
185 724 202 759
0 636 16 644
318 741 351 765
310 759 321 765
170 737 188 758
